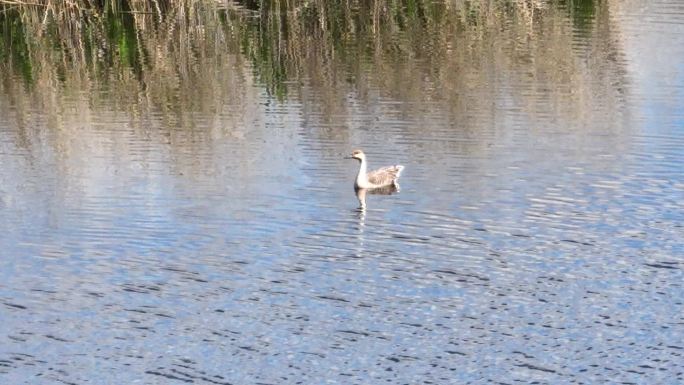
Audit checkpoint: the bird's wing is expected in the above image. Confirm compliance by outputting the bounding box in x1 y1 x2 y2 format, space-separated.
367 165 404 186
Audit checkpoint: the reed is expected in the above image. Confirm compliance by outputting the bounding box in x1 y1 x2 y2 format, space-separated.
1 0 612 122
0 1 567 83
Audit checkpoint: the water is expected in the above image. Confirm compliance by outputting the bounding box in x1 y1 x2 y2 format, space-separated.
1 1 683 384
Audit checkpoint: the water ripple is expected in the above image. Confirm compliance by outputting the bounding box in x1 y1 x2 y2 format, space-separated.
1 1 684 384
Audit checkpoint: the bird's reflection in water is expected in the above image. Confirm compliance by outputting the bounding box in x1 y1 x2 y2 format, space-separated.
355 183 400 211
352 184 400 257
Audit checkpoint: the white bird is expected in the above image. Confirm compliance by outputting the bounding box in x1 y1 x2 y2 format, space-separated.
347 149 404 189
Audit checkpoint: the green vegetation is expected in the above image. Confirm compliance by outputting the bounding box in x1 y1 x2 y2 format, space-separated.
1 0 603 113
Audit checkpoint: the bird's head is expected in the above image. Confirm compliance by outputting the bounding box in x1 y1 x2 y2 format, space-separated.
348 149 365 161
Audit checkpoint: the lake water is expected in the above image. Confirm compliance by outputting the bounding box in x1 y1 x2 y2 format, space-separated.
1 0 683 384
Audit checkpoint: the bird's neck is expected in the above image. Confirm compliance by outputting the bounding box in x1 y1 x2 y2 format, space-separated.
356 158 368 186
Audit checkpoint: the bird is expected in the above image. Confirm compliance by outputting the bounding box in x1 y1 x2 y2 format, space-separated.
347 149 404 189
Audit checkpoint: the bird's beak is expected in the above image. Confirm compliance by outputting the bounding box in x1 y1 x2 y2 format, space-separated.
344 156 353 159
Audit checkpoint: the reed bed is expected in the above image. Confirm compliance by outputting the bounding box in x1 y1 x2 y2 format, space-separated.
0 0 560 89
0 0 615 126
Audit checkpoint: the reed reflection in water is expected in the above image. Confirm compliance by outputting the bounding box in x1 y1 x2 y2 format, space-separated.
0 0 683 384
